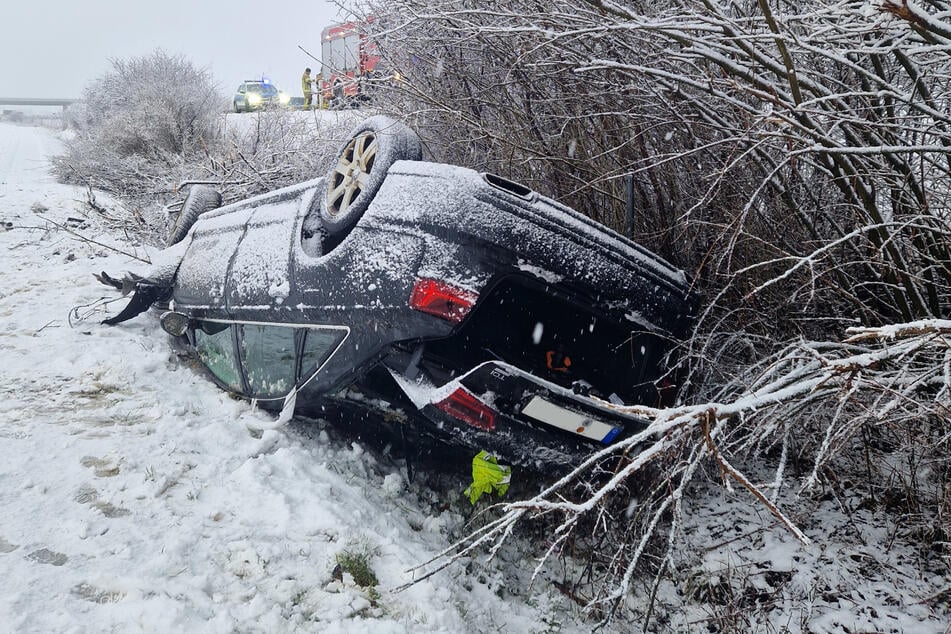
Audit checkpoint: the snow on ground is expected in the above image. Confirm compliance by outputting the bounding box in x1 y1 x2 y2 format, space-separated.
0 121 575 632
220 107 366 142
655 477 951 632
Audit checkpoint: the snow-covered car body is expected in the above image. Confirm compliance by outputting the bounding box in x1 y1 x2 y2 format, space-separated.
109 118 696 468
165 164 694 467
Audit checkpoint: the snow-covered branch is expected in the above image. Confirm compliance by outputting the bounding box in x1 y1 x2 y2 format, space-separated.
407 320 950 618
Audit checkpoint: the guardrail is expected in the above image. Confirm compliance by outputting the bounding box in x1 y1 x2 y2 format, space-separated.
0 97 77 107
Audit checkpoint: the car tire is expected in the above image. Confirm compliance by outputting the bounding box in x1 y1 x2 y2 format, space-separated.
319 116 422 237
166 185 222 246
234 100 241 113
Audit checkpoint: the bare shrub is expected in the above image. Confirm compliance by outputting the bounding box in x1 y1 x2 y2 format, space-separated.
52 50 224 237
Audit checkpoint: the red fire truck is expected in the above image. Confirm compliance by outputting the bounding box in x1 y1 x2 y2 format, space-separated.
319 19 381 107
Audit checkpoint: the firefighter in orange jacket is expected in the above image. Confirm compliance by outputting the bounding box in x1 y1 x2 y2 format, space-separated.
302 68 314 109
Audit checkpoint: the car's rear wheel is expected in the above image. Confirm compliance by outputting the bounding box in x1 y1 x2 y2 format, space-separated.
319 116 422 237
167 185 222 246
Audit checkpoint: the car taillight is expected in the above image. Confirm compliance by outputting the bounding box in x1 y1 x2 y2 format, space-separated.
434 388 496 432
409 278 478 324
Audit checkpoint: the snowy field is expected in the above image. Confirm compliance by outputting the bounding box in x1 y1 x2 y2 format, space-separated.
0 121 569 632
1 120 948 633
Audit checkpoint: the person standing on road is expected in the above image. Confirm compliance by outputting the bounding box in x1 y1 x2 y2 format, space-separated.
302 68 314 109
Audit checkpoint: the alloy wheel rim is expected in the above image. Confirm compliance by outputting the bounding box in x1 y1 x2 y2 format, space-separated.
326 132 378 217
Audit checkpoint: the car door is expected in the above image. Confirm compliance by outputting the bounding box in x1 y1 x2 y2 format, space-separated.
224 191 302 311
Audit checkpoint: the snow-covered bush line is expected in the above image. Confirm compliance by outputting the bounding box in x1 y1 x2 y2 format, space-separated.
51 51 223 236
364 0 951 626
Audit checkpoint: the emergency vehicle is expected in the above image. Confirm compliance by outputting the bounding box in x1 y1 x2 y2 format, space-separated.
319 19 381 107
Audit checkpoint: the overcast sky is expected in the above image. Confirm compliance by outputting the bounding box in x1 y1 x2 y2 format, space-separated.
2 0 345 101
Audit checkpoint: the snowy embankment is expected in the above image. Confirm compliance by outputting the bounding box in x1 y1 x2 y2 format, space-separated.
0 122 564 632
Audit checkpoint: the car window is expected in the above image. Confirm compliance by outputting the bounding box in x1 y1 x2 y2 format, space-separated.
194 325 243 392
239 324 297 398
192 322 346 400
245 83 278 96
329 35 359 72
300 328 346 379
238 85 246 94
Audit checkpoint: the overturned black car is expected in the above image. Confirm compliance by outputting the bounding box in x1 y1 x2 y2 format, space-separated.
104 116 696 469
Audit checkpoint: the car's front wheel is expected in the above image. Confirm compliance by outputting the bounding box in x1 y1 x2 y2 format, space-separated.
166 185 222 246
319 116 422 237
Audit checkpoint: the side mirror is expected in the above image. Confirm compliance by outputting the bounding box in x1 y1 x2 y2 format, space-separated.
160 311 190 337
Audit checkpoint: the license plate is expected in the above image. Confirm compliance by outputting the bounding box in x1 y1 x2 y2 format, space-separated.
521 396 622 444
